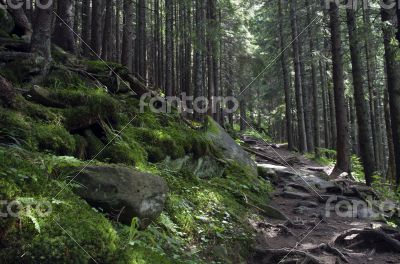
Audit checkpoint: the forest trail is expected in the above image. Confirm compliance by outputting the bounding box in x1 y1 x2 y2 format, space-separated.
243 136 400 264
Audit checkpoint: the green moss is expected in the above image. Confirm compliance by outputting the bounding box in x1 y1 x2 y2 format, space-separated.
0 58 273 263
0 107 32 146
103 140 147 166
82 60 121 74
0 59 36 84
83 129 105 158
16 96 61 122
0 148 120 263
33 123 76 155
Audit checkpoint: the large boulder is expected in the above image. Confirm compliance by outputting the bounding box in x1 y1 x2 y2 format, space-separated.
72 165 168 228
206 118 257 175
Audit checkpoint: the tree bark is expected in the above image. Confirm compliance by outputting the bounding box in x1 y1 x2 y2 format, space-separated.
278 0 293 150
319 60 330 149
136 0 147 80
91 0 102 56
193 0 205 121
121 0 134 71
7 0 32 41
346 7 376 185
81 0 92 57
101 0 113 61
290 0 307 153
384 87 396 183
306 0 319 157
115 0 121 62
31 0 53 60
381 0 400 187
165 0 174 96
329 1 350 175
53 0 76 53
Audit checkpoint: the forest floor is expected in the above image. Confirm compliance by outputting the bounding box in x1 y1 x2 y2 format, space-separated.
243 136 400 264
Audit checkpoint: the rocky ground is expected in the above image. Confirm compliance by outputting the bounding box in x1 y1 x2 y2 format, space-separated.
244 136 400 264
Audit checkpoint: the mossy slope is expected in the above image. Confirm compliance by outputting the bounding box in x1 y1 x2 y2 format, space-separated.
0 58 271 263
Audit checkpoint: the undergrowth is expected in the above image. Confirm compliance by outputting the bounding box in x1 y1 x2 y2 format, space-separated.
0 58 272 263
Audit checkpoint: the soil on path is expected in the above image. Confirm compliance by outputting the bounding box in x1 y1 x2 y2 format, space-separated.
243 136 400 264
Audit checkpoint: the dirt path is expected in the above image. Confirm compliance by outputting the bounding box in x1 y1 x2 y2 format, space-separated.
243 136 400 264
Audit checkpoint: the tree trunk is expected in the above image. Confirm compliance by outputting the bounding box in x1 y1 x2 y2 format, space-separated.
7 0 32 41
31 0 53 60
165 0 174 96
101 0 113 61
240 94 247 132
73 0 81 52
121 0 134 71
81 0 92 57
329 1 350 175
193 0 205 121
382 0 400 187
115 0 121 62
278 0 293 150
320 60 330 149
212 3 220 123
346 7 376 185
306 0 319 157
137 0 147 80
290 0 307 153
384 87 396 183
91 0 102 56
53 0 75 53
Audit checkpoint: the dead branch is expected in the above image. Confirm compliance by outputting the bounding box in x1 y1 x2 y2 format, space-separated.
243 146 286 165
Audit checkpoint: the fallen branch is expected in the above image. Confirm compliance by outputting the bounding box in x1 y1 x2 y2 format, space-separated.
243 146 285 165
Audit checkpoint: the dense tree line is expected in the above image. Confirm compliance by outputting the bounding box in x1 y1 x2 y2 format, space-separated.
251 0 400 187
4 0 400 189
4 0 255 125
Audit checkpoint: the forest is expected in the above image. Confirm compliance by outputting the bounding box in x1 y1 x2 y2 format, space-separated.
1 0 400 263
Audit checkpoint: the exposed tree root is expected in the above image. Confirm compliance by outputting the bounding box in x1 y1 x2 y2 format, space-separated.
257 222 298 238
0 51 35 62
253 248 323 264
334 228 400 253
308 243 349 263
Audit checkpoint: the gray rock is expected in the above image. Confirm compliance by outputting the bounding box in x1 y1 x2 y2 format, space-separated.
72 165 168 228
206 118 257 175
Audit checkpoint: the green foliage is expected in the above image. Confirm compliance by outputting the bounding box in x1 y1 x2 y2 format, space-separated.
0 147 120 263
33 123 76 155
0 106 76 155
0 57 273 263
0 59 36 84
242 130 271 142
351 155 365 182
306 148 336 166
